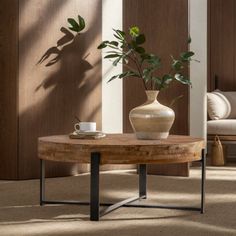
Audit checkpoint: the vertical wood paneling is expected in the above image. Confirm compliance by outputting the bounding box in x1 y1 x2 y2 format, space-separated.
18 0 102 179
209 0 222 90
123 0 189 135
234 1 236 89
123 0 189 176
209 0 236 91
221 0 234 90
207 0 211 91
0 0 18 179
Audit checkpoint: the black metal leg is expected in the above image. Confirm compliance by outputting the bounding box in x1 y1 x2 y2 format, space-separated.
139 164 147 199
201 149 206 214
90 152 100 221
40 159 45 206
39 152 205 220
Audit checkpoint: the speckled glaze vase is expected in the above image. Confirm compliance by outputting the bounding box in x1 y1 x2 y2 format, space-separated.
129 90 175 140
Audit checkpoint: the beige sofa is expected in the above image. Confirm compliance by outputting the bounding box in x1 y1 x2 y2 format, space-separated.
207 91 236 137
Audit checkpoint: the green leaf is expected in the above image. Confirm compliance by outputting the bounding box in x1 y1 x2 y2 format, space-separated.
151 77 165 90
118 71 138 79
107 71 138 83
187 36 192 44
112 55 123 66
78 15 85 31
106 44 119 49
141 53 151 62
118 71 129 78
143 67 157 82
180 51 195 62
113 34 122 40
147 55 161 67
129 26 140 37
105 50 121 54
152 76 162 85
110 50 132 66
172 60 183 71
104 54 121 59
117 29 125 37
162 74 173 83
97 40 119 50
113 29 125 39
143 77 151 83
109 41 119 47
107 74 120 83
97 41 109 49
135 34 145 44
135 47 145 54
161 74 173 87
143 68 151 77
174 73 192 85
68 18 80 32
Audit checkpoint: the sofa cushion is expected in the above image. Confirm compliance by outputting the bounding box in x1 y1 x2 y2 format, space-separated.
207 92 231 120
218 91 236 118
207 119 236 135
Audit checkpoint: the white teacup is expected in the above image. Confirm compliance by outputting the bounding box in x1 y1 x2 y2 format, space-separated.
74 122 96 132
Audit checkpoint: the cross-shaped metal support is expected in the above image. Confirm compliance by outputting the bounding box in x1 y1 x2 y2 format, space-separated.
40 149 206 221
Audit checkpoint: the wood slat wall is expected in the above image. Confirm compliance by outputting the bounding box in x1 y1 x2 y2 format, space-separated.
123 0 189 176
209 0 236 91
0 0 102 179
123 0 189 134
0 0 19 179
18 0 102 179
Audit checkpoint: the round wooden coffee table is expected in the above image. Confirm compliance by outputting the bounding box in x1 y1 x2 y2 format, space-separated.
38 134 206 221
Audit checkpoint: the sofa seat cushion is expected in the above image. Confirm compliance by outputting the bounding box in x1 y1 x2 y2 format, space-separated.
207 119 236 135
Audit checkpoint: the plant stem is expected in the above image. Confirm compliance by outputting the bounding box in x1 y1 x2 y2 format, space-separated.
130 50 147 90
122 63 139 75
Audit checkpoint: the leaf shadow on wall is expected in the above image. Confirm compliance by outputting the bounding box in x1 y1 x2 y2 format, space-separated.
36 27 95 98
19 11 102 178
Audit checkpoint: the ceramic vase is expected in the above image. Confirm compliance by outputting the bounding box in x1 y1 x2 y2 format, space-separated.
129 90 175 140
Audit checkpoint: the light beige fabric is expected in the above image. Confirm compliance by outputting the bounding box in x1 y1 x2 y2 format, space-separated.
0 169 236 236
207 92 231 120
218 91 236 118
207 119 236 135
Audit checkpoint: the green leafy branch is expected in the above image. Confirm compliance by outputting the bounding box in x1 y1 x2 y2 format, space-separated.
98 26 197 91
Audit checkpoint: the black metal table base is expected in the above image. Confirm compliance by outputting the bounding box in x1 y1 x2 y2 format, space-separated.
40 149 206 221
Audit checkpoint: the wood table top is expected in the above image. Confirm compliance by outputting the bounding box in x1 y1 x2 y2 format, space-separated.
38 134 205 164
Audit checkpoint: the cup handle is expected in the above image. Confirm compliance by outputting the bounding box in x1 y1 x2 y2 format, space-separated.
74 123 80 132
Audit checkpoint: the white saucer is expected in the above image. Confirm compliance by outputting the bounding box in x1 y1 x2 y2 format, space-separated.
70 131 106 139
74 130 103 136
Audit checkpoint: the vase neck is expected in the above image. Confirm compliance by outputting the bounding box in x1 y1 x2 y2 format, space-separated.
145 90 159 102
